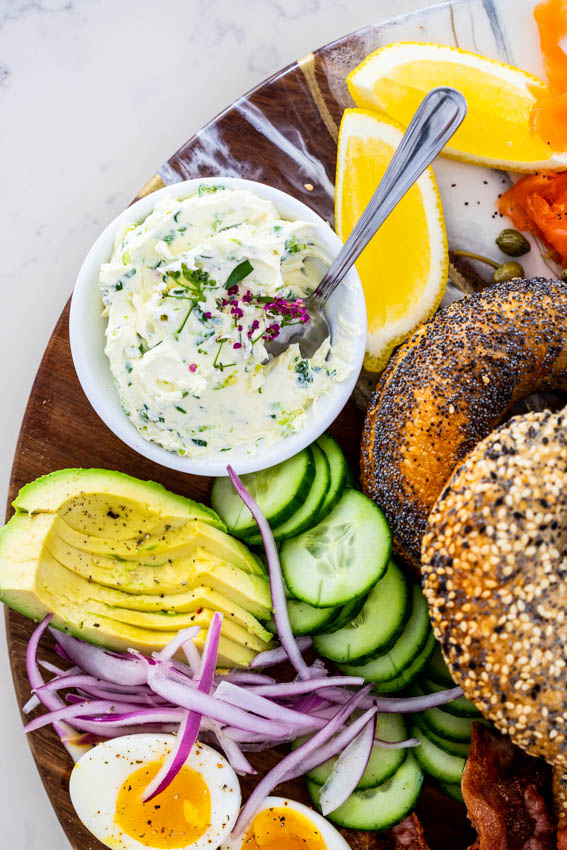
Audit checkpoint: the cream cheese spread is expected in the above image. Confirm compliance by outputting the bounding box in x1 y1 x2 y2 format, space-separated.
99 185 352 458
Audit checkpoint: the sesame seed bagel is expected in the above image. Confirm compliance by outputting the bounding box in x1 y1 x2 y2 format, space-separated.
422 409 567 767
361 277 567 570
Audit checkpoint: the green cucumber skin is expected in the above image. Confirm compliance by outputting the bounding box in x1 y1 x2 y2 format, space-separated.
212 448 315 538
424 646 455 688
369 630 436 692
264 598 338 637
313 560 409 664
307 754 423 831
339 584 431 681
412 714 470 758
411 684 479 741
440 781 465 804
313 434 348 523
299 713 408 789
419 675 481 718
246 444 330 545
411 722 467 785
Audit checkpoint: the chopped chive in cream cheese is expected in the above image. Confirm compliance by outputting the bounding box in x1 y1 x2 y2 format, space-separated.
99 187 353 458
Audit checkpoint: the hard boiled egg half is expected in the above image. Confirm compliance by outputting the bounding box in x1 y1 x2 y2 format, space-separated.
222 796 351 850
69 734 241 849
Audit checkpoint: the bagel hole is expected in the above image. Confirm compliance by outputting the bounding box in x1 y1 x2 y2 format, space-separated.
508 390 567 419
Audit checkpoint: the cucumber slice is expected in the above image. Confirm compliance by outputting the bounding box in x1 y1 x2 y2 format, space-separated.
281 490 391 608
313 560 409 663
419 675 481 718
295 713 408 788
412 685 477 742
440 781 465 804
322 594 368 634
246 444 330 544
412 714 470 758
411 722 467 784
420 707 477 743
210 448 314 538
339 583 430 678
264 597 338 637
370 631 436 693
425 646 454 688
315 434 348 522
307 754 423 831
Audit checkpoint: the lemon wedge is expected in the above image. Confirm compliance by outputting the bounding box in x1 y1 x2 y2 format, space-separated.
347 41 567 172
335 108 448 372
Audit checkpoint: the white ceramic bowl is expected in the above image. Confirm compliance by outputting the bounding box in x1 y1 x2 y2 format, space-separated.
70 177 366 476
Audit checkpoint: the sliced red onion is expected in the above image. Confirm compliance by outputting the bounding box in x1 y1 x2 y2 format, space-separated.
227 465 312 680
53 630 147 686
373 736 420 749
24 699 152 733
26 616 84 761
319 714 376 815
39 661 81 677
22 694 41 715
148 667 293 738
209 722 256 775
221 727 296 745
79 708 186 726
182 639 202 675
249 638 312 669
232 685 372 836
222 671 276 686
37 674 146 696
247 676 364 698
75 686 168 706
214 681 326 730
142 613 222 802
154 625 201 663
322 685 464 712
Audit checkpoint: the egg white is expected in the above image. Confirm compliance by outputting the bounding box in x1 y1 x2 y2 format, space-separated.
222 796 351 850
69 734 241 850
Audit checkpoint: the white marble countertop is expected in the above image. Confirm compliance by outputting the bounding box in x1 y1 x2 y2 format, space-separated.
0 1 439 845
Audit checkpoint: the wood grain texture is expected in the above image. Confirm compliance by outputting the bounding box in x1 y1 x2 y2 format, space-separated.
5 14 478 850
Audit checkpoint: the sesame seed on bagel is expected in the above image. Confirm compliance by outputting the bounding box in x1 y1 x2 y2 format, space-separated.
360 277 567 570
421 408 567 767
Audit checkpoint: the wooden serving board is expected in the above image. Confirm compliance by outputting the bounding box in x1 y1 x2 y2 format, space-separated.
6 1 529 846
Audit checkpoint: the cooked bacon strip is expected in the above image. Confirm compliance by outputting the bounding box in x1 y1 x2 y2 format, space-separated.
339 814 430 849
462 724 555 850
390 814 430 848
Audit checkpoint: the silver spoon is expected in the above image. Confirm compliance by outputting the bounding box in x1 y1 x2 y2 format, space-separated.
265 86 467 360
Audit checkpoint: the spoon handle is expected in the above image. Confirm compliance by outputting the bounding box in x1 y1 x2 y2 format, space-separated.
312 86 467 307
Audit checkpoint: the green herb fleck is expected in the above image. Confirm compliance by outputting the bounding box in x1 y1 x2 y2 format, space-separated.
198 184 225 196
226 259 253 289
295 359 313 385
192 438 208 446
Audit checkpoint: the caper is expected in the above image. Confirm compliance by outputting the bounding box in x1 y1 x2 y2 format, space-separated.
561 269 567 282
495 228 531 257
492 261 525 283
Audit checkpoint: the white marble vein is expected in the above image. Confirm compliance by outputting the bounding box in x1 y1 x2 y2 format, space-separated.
0 0 552 847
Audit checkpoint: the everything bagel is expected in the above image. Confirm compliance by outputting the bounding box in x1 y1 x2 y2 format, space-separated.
360 277 567 569
421 409 567 766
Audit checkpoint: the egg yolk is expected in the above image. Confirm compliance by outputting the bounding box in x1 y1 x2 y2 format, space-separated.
114 759 211 849
242 806 327 850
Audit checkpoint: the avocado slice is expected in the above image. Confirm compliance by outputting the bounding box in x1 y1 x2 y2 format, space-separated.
50 514 264 573
31 552 272 641
14 468 224 531
0 469 274 664
46 527 271 607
